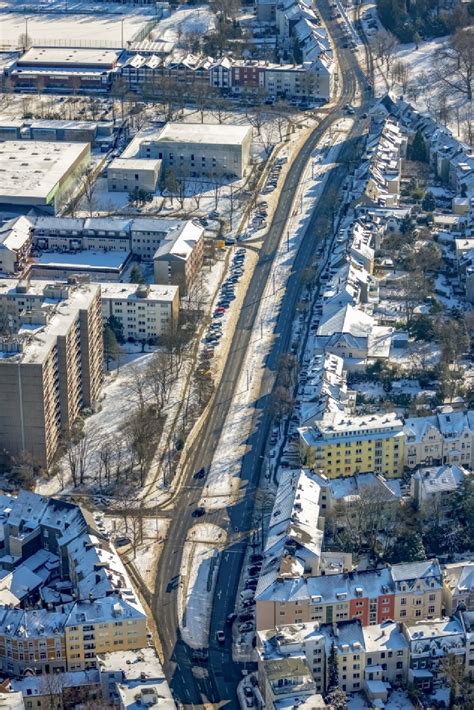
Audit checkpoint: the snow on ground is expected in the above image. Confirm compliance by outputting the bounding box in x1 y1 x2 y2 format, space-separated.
0 11 153 48
348 691 414 710
150 5 215 46
101 512 170 591
200 118 354 512
178 523 226 649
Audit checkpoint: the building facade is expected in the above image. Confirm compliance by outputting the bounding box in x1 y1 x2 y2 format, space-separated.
101 283 179 341
0 280 103 467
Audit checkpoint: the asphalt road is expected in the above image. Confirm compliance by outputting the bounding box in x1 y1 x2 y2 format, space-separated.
152 3 372 706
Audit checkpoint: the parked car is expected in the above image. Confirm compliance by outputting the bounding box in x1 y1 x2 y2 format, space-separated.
192 507 206 518
226 613 237 625
238 622 253 633
239 613 254 622
193 468 206 479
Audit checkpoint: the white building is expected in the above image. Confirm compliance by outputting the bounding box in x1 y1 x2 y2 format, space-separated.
101 283 179 342
107 158 161 194
139 122 253 179
0 141 91 214
0 217 31 275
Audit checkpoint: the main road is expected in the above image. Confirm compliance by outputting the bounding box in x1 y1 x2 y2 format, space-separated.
152 2 371 705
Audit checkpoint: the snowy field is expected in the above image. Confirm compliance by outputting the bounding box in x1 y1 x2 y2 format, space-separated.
150 5 215 46
0 11 152 48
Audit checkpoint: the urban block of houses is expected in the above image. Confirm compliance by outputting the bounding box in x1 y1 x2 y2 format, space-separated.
443 560 474 615
257 612 471 708
404 408 474 469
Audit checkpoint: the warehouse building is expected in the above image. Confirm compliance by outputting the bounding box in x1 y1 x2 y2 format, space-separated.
0 141 91 215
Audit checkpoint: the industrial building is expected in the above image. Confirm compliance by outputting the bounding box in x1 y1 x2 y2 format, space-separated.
107 157 162 193
0 141 91 215
136 122 253 179
0 279 103 467
4 47 122 93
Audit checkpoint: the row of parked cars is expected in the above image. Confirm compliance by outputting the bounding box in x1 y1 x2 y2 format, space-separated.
201 248 246 360
262 155 287 194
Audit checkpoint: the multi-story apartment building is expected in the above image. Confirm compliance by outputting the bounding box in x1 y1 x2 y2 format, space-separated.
257 619 409 705
0 491 148 680
256 559 443 631
403 617 466 694
391 560 444 623
458 610 474 682
443 561 474 614
404 408 474 469
0 217 32 276
152 220 204 296
0 280 103 467
410 464 470 518
299 411 405 478
101 283 179 341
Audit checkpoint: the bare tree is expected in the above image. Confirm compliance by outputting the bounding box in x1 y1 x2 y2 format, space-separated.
434 27 474 101
76 166 99 217
63 423 94 487
122 408 157 487
17 32 32 53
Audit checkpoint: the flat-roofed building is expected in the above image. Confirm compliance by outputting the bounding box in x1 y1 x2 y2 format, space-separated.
5 47 121 93
0 141 90 215
0 279 103 467
31 250 132 283
139 122 253 178
101 283 179 342
107 158 161 193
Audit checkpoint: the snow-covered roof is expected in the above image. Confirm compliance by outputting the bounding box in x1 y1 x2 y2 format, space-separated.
412 464 469 496
0 216 32 253
156 121 252 146
153 219 203 262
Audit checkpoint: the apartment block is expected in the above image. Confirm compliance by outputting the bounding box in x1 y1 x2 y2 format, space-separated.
443 561 474 615
299 411 405 478
256 559 442 632
101 283 179 342
257 619 409 705
403 617 466 694
0 279 103 468
153 220 204 295
0 218 32 276
404 408 474 469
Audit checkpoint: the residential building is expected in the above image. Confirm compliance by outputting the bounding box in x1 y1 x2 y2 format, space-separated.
458 610 474 682
257 619 409 702
403 617 466 694
29 215 203 263
12 670 100 710
299 411 405 478
98 647 176 709
256 559 442 632
391 560 444 623
0 491 149 679
256 0 277 22
314 303 393 369
0 141 91 215
0 218 31 276
410 464 470 516
404 408 474 469
313 471 402 520
153 219 204 295
443 561 474 614
101 283 179 341
298 352 356 428
0 280 103 467
30 250 132 283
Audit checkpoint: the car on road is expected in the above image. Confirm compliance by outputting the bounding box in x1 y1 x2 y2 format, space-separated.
192 507 206 518
226 613 237 625
243 686 254 698
215 630 225 644
193 468 206 479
